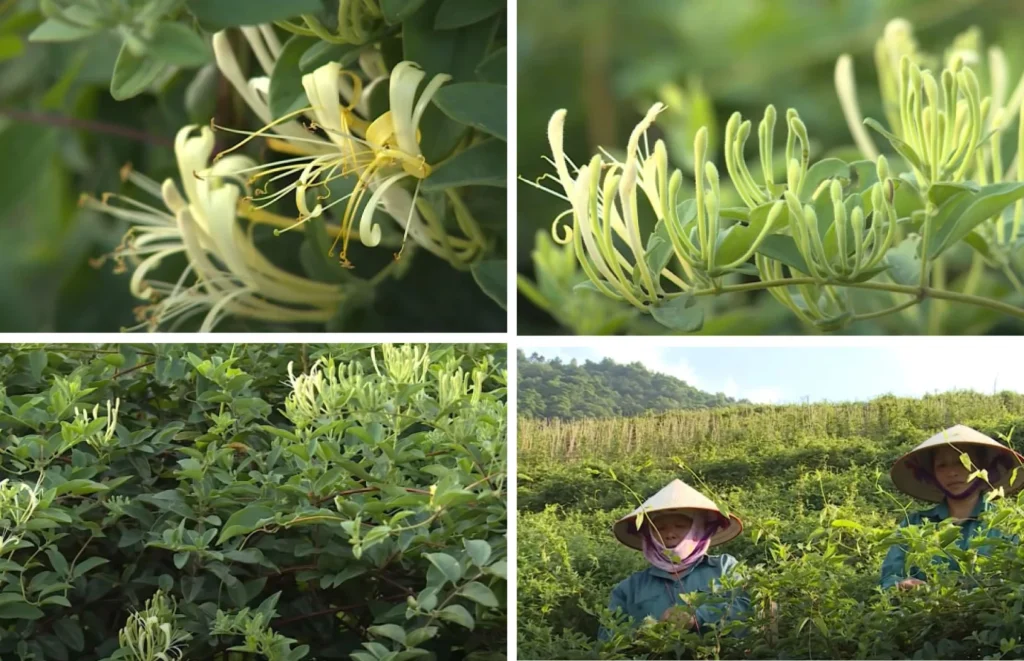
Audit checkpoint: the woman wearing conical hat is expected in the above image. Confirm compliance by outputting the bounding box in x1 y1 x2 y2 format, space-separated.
881 425 1023 590
604 479 749 633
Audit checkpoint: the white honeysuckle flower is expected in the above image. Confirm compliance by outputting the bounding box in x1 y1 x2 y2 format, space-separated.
836 18 1024 166
84 126 345 331
525 104 687 307
208 42 483 269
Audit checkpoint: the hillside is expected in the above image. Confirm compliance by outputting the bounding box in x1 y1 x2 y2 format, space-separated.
517 351 742 419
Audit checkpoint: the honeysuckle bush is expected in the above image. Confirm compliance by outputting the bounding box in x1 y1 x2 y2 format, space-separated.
0 0 506 331
518 7 1024 335
517 393 1024 659
0 343 508 660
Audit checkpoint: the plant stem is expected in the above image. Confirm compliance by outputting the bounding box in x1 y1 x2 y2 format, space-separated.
681 278 1024 320
1001 263 1024 297
850 299 918 322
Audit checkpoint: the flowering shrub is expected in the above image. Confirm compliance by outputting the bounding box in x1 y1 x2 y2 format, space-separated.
521 15 1024 334
0 343 507 660
5 1 506 331
518 394 1024 659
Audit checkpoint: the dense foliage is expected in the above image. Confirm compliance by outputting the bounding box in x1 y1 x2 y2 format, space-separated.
517 0 1024 335
0 343 507 661
518 390 1024 659
517 352 739 420
0 0 506 331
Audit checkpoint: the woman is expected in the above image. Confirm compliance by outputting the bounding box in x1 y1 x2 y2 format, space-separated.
605 479 749 634
881 425 1023 590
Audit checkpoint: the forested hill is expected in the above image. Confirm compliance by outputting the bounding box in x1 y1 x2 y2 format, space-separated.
518 351 742 419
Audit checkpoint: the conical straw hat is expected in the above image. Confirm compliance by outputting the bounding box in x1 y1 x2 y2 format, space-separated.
613 479 742 550
890 425 1024 502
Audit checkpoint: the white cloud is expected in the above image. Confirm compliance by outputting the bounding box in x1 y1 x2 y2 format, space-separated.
722 377 740 399
893 347 1024 397
745 387 784 404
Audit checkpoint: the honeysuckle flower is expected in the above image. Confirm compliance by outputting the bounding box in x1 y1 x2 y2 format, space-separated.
117 591 191 661
0 479 41 528
528 103 788 306
210 30 485 269
528 104 681 306
836 18 1024 171
84 125 346 331
780 158 897 282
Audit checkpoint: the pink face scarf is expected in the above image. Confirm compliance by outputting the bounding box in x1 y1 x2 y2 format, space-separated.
640 512 720 574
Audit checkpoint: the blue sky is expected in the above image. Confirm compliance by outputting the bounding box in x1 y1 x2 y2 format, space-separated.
522 343 1024 404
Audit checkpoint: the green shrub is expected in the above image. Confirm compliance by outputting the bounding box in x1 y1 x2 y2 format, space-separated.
0 343 507 661
518 395 1024 659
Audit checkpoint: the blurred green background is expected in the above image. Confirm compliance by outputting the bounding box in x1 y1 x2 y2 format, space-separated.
0 1 507 333
517 0 1024 335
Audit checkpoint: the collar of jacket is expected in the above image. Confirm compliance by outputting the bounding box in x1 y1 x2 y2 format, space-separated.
922 496 989 521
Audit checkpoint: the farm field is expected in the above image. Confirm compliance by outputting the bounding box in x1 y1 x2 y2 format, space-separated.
518 390 1024 660
0 343 507 661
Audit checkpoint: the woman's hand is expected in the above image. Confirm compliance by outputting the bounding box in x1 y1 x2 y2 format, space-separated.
660 606 696 629
898 578 925 590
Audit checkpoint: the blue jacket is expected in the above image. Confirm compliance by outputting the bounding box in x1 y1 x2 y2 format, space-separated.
604 554 749 635
880 498 1010 589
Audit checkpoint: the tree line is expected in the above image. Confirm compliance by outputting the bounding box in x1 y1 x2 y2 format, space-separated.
517 351 742 420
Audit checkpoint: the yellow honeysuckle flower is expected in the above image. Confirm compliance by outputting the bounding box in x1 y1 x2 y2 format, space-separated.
210 29 485 269
84 126 346 331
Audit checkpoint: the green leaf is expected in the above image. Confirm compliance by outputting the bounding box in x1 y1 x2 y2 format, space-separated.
29 349 48 380
884 235 921 286
755 235 812 274
0 600 44 620
435 0 505 29
432 83 506 141
470 260 506 310
299 41 364 73
186 0 324 30
53 618 85 652
381 0 431 24
0 34 24 62
929 182 1024 258
864 118 927 175
715 202 785 267
460 581 498 607
423 139 506 191
28 7 100 42
218 505 275 544
438 604 474 630
45 547 69 576
54 479 109 496
110 41 167 100
369 624 407 645
650 295 704 332
270 36 316 120
147 22 211 68
831 519 864 530
476 47 506 85
799 158 850 202
404 0 497 83
405 626 439 647
425 552 463 584
644 223 674 276
464 539 492 566
71 556 108 579
484 559 506 579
